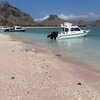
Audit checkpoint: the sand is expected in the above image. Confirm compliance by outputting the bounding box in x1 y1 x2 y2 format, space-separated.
0 34 100 100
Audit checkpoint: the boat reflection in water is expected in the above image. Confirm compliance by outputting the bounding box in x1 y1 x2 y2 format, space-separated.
56 37 86 51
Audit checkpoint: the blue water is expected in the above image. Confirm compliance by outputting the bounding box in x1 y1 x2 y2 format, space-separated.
1 26 100 71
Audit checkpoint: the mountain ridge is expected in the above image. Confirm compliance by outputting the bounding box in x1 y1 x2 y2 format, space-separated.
0 1 37 26
38 15 65 26
0 1 100 26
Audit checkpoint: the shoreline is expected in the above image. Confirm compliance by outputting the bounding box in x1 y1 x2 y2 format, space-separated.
0 33 100 99
12 34 100 75
10 33 100 72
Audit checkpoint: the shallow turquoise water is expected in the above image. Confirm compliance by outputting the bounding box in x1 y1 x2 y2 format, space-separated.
1 26 100 71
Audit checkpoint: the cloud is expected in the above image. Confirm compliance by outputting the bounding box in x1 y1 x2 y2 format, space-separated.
34 13 100 22
58 13 100 20
34 15 49 22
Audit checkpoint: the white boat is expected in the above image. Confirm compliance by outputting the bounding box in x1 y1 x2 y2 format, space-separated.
47 22 90 40
0 26 11 30
0 26 11 32
4 26 25 32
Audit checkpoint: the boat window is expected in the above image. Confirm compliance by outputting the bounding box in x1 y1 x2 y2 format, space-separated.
62 28 68 32
65 28 69 32
75 28 80 31
16 27 21 29
71 28 74 31
62 28 64 31
71 28 80 31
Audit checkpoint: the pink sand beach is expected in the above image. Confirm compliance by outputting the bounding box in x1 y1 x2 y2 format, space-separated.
0 34 100 100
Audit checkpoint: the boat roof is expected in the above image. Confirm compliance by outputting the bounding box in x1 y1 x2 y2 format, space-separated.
61 22 79 28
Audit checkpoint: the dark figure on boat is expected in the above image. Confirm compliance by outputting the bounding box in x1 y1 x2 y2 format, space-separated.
47 31 58 40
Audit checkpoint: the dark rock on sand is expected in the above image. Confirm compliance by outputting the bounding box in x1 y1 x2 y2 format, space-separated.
56 54 62 57
11 76 15 79
77 82 82 85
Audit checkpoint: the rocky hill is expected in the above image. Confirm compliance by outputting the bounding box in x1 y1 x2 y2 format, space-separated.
39 15 65 26
0 1 37 26
0 1 99 27
77 20 88 27
89 20 100 26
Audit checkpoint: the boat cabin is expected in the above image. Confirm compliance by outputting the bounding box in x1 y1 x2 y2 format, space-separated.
61 23 81 33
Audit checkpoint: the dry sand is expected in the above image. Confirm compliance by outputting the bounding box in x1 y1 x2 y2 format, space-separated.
0 34 100 100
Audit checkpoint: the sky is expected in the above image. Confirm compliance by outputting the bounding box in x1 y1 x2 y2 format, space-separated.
0 0 100 21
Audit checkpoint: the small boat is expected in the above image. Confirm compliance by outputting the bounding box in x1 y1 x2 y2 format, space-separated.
0 26 12 32
0 26 11 30
4 26 26 32
47 22 90 40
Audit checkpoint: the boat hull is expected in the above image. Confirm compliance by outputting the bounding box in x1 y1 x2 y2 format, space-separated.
57 32 88 40
4 29 25 32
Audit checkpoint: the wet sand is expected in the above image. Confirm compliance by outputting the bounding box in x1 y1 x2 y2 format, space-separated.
0 34 100 100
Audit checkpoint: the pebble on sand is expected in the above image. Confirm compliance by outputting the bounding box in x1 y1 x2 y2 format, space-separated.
11 76 15 80
77 82 82 85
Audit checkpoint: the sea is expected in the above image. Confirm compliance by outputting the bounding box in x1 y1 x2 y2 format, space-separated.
1 26 100 72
